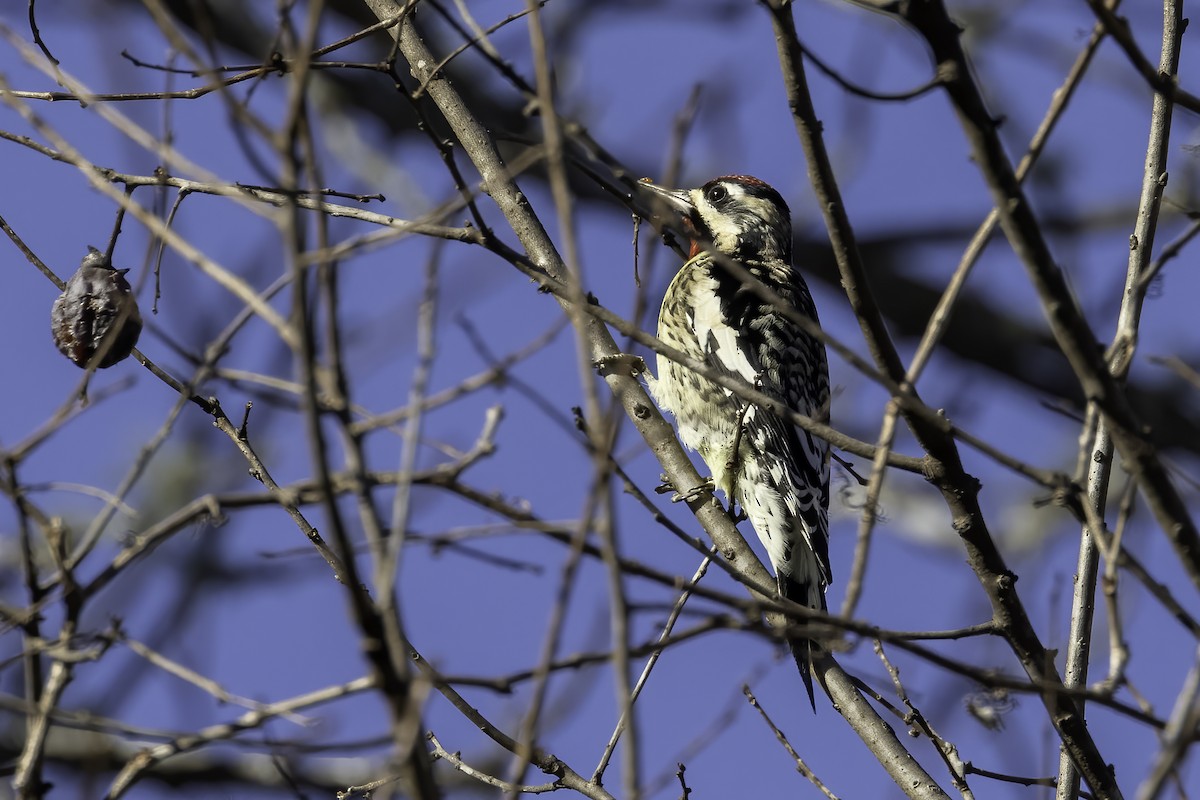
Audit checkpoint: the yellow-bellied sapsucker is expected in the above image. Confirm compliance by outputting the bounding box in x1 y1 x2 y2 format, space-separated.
641 175 831 707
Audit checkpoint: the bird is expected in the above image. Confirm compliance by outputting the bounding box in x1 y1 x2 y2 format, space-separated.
639 174 831 708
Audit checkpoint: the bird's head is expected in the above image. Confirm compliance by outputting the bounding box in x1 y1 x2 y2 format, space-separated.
640 175 792 263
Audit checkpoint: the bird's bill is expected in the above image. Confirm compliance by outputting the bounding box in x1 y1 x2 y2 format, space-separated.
638 178 695 217
639 179 704 257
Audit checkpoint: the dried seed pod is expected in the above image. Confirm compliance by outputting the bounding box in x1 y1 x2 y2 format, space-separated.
51 247 143 368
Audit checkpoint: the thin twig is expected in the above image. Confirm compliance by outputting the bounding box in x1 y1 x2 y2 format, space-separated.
874 641 974 799
593 551 716 783
743 685 840 799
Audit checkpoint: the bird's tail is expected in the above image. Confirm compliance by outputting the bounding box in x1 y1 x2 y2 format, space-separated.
782 576 826 712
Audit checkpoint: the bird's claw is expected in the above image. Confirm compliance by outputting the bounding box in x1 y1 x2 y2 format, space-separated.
594 352 648 378
656 474 714 503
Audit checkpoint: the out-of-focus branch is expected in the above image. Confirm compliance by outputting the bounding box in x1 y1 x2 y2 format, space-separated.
13 655 71 799
104 676 376 798
1135 645 1200 800
509 5 634 795
0 725 380 794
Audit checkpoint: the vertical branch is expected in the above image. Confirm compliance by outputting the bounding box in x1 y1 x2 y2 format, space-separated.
590 474 637 798
1100 479 1138 685
1056 3 1182 797
764 2 1121 797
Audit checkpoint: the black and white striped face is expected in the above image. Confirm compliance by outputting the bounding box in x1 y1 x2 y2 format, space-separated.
642 175 792 262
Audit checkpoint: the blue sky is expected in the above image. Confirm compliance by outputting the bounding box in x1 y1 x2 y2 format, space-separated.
1 1 1199 798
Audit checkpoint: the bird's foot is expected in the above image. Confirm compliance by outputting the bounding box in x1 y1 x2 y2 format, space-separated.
656 474 714 503
594 352 648 378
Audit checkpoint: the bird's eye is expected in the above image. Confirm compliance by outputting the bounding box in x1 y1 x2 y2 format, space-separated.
705 185 728 203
